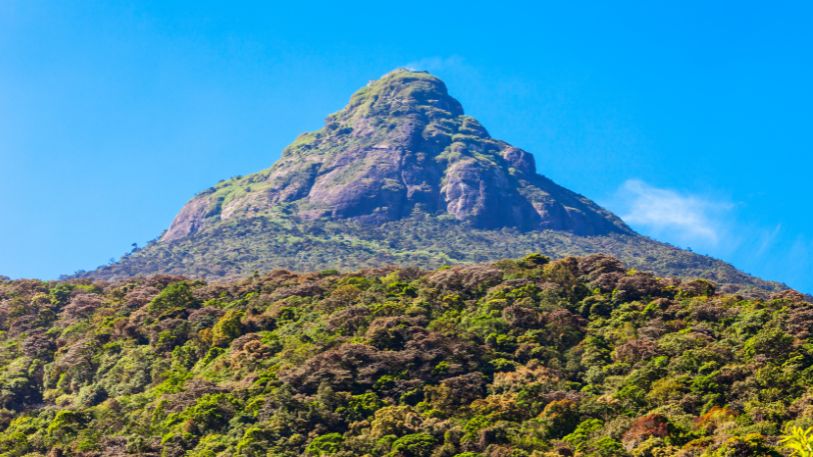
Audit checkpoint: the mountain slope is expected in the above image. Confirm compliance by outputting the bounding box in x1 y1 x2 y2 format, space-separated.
2 255 809 456
91 214 778 292
84 69 780 291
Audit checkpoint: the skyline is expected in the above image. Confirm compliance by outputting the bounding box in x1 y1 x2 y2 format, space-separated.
1 2 810 292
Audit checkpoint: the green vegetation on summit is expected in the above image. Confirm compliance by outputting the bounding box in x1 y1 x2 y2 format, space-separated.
0 254 809 456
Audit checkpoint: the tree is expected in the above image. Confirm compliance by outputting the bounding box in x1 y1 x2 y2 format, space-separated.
782 427 813 457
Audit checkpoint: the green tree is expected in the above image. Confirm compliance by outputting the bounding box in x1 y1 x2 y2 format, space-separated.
782 427 813 457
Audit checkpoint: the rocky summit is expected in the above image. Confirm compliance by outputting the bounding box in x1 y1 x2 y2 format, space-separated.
85 70 780 292
162 70 630 242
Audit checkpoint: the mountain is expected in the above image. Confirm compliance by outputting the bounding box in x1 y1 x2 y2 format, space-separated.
162 69 629 241
84 69 780 292
1 254 809 455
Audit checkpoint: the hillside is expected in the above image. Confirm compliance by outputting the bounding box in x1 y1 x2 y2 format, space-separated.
83 69 781 292
88 213 780 293
2 254 810 456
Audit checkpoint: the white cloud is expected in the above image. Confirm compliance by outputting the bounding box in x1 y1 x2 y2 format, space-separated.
615 179 731 246
608 179 811 293
754 224 783 258
404 56 468 73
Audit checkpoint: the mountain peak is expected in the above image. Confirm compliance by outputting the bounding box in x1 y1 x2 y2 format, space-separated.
307 69 468 154
342 69 464 119
161 69 631 242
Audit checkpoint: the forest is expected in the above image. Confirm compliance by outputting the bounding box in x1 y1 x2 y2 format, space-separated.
1 253 811 456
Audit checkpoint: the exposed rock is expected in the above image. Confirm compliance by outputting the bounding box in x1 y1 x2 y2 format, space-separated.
162 69 631 242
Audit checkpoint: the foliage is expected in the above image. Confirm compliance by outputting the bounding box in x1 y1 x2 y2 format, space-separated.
0 255 808 456
782 426 813 457
85 212 781 294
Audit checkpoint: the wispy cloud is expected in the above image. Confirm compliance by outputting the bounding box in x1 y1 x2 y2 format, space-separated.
608 179 811 293
615 179 731 246
754 223 783 258
404 56 468 73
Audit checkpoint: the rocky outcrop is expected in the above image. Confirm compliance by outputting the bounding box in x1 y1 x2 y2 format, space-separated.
162 69 632 242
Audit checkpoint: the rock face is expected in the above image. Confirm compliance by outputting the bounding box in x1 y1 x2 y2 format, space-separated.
162 69 632 242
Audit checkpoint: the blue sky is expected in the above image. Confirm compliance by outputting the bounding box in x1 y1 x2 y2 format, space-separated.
1 1 810 292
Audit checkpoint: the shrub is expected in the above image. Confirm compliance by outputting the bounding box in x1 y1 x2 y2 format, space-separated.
782 426 813 457
147 281 197 316
306 433 344 455
211 310 244 347
388 433 436 457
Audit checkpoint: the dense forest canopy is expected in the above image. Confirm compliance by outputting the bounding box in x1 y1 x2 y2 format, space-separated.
1 254 810 456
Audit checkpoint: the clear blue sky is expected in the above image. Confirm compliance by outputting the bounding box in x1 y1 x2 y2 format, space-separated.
1 1 811 292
